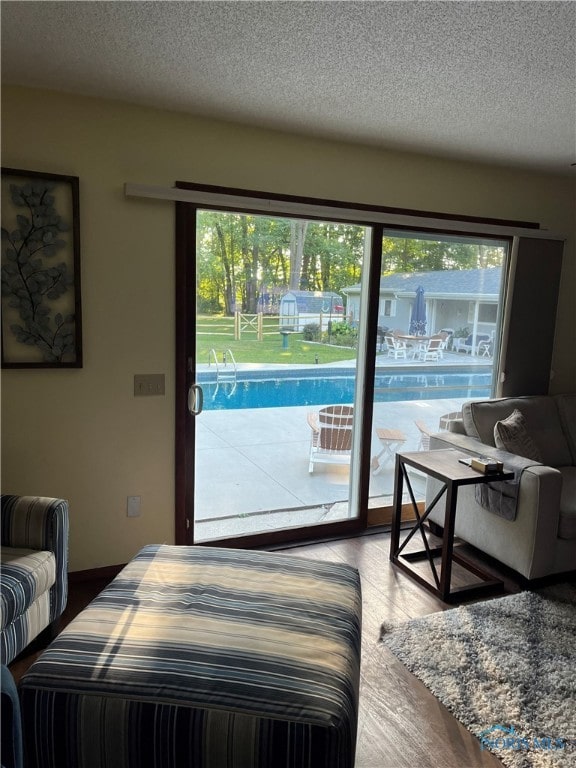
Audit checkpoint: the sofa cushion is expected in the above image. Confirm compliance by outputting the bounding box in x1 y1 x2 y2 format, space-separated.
0 548 56 631
462 396 573 467
558 466 576 540
494 409 543 461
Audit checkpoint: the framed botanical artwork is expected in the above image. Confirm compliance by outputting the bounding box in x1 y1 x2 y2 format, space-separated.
1 168 82 367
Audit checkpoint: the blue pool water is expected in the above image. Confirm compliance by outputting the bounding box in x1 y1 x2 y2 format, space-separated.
198 366 492 411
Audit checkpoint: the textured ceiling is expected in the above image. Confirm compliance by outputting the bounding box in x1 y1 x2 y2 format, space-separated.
2 1 575 174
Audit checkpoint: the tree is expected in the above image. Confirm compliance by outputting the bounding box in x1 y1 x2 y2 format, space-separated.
381 235 503 273
214 219 236 315
194 211 505 317
288 220 308 290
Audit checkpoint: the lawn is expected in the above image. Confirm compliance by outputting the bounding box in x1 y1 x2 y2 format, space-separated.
196 315 357 365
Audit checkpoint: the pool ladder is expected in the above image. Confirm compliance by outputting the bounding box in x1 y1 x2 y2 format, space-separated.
209 349 237 395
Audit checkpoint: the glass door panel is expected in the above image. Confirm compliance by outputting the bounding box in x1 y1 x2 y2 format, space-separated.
366 230 509 522
192 209 369 543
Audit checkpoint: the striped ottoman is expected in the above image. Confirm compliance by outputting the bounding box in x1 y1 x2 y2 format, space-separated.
20 545 362 768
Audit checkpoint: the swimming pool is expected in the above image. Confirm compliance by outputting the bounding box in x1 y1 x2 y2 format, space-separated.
198 366 493 411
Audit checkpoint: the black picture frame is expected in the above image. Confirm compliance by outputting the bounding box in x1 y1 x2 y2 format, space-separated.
1 168 83 368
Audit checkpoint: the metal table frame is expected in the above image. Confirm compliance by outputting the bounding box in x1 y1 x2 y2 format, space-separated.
390 449 514 603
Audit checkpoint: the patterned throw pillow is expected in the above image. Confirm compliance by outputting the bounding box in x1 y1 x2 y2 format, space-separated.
493 408 543 461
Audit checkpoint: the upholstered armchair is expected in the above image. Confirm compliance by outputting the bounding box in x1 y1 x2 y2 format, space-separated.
1 496 69 664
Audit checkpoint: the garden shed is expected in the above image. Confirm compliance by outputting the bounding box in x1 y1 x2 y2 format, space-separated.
279 291 344 331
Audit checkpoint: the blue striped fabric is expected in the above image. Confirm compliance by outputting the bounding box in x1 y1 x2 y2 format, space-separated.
20 544 362 768
1 548 56 628
1 496 69 664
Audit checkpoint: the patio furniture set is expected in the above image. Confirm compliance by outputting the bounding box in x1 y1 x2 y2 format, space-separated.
382 329 453 361
383 328 496 361
308 404 463 477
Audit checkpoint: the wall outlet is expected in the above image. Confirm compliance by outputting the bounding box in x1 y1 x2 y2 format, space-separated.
134 374 165 396
127 496 141 517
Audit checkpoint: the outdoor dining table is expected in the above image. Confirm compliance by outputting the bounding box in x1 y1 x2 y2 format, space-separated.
394 334 432 358
395 334 433 342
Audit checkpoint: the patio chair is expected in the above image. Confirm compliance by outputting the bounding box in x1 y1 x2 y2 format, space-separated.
376 325 389 352
435 330 452 356
477 331 495 357
383 334 407 360
308 405 354 473
437 328 454 349
454 333 490 355
417 336 443 361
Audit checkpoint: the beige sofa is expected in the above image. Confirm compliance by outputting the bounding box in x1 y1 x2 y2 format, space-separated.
426 394 576 580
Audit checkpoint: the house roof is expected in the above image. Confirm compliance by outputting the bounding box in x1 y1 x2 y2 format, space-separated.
342 268 501 300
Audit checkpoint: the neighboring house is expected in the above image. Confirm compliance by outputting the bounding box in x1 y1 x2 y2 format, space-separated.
279 290 344 331
342 268 502 339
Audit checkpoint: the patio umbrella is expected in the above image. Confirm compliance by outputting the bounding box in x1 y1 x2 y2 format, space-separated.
409 286 427 335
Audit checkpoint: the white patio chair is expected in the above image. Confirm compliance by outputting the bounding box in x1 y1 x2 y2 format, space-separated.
383 334 407 359
435 330 451 357
437 328 454 352
454 333 490 355
417 336 443 361
308 405 354 473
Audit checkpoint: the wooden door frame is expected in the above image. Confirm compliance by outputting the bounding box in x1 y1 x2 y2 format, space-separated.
175 202 197 544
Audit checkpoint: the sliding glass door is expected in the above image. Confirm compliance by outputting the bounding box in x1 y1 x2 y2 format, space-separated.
184 207 374 545
174 184 561 547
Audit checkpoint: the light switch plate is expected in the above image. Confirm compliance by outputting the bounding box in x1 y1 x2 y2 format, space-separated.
127 496 141 517
134 374 165 396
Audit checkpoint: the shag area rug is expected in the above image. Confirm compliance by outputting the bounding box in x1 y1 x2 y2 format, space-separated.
380 583 576 768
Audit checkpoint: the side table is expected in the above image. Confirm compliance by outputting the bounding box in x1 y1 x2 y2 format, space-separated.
371 427 407 474
390 449 514 603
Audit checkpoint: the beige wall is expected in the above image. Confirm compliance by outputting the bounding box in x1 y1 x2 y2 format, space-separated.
1 86 575 571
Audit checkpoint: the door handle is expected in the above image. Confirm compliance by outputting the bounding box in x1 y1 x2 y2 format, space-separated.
188 384 204 415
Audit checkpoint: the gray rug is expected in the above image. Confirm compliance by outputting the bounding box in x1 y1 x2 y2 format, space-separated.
380 584 576 768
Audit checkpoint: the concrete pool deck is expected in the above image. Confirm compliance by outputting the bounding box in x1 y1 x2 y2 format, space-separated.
193 351 491 541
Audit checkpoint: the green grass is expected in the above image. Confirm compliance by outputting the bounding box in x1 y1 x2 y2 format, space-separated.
196 315 357 365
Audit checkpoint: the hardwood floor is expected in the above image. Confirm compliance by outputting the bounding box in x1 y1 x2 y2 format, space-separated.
284 531 509 768
9 531 521 768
